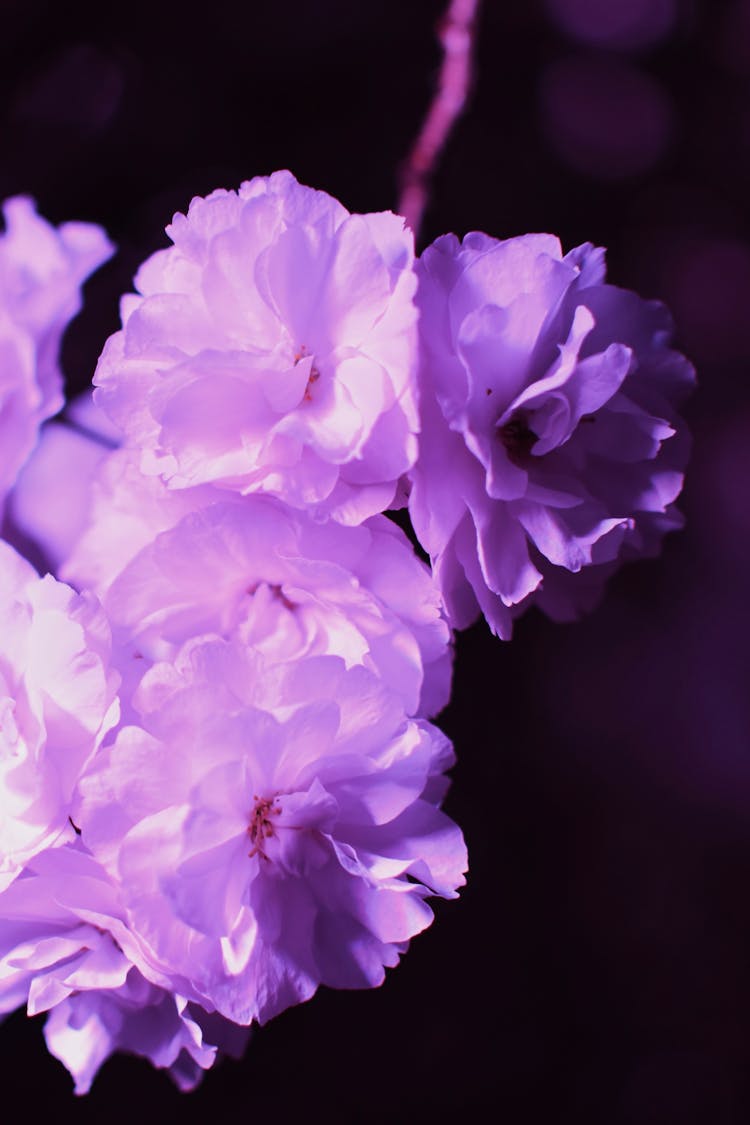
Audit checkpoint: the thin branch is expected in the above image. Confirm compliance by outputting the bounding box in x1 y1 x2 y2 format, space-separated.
398 0 482 245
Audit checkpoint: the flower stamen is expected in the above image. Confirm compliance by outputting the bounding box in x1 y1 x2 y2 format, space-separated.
499 411 538 464
293 344 320 402
248 794 281 860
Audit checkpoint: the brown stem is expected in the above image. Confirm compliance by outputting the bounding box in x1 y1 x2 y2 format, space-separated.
398 0 482 245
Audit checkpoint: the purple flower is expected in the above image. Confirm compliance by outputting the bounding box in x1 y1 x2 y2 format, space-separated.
0 844 246 1093
409 232 695 636
10 430 452 715
100 496 451 719
76 645 467 1026
0 198 113 504
0 542 119 889
93 171 419 524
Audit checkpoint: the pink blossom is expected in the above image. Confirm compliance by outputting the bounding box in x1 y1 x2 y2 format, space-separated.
0 198 113 504
0 844 246 1093
10 423 451 716
93 172 419 524
76 645 467 1026
409 232 694 635
0 541 119 889
100 497 451 719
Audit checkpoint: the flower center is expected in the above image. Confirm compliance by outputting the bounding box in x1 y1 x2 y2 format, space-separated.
294 344 320 402
248 794 281 859
244 581 297 610
499 411 538 464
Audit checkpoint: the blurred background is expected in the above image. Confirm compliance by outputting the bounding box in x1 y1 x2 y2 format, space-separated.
1 1 748 1121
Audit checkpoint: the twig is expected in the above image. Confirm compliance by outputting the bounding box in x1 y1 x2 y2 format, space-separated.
398 0 481 245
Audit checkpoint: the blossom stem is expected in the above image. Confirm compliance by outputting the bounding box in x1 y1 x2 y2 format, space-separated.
397 0 482 245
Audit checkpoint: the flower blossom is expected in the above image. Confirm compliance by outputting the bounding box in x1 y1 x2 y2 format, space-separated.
76 645 467 1027
0 541 119 890
9 427 452 716
93 171 419 524
409 232 695 636
0 198 113 504
0 844 247 1093
99 496 451 719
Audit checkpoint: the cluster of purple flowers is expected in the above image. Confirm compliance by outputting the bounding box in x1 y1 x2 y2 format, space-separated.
0 172 693 1091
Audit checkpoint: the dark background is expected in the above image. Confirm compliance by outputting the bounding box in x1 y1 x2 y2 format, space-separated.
2 0 748 1121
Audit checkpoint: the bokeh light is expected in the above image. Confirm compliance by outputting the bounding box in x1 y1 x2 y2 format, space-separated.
539 55 674 179
544 0 679 51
